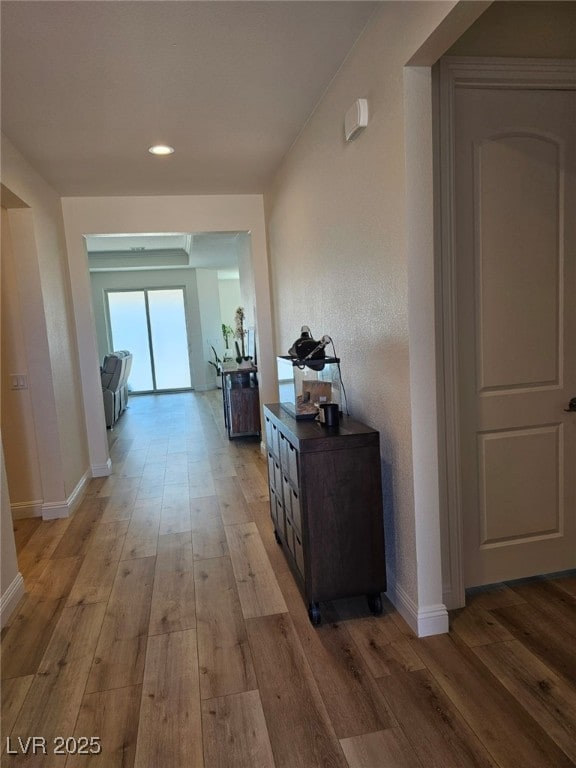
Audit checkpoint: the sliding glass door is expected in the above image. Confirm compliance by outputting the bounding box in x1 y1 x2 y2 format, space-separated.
107 288 192 392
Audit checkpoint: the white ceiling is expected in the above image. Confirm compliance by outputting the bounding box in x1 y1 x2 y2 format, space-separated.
1 1 379 197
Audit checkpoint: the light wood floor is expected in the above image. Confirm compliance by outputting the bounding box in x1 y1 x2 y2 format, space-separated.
2 391 576 768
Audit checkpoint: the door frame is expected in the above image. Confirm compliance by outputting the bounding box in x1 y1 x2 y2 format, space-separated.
437 57 576 609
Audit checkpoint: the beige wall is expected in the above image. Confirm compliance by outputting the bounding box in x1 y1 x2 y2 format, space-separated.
196 269 225 389
218 277 242 345
237 233 256 340
0 209 24 627
265 2 464 621
1 209 43 515
1 136 90 507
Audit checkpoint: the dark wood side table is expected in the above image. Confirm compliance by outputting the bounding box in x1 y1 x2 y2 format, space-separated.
221 368 261 438
263 403 386 625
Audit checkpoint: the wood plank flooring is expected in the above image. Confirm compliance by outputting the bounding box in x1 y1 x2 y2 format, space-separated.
2 391 575 768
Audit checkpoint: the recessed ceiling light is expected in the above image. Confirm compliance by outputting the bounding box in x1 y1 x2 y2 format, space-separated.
148 144 175 156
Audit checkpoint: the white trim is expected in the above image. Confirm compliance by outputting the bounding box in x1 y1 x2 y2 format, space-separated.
404 65 446 620
91 458 112 478
386 572 449 638
42 469 90 520
439 57 576 89
11 499 43 519
438 58 465 610
0 572 25 629
68 469 91 513
42 500 70 520
437 57 576 610
416 602 450 638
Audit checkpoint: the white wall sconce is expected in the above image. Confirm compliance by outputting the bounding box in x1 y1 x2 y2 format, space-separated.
344 98 369 142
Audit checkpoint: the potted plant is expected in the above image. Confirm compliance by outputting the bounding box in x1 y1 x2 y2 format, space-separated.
234 307 253 368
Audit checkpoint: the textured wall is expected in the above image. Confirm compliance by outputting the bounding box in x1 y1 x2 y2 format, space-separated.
265 2 458 607
1 136 89 501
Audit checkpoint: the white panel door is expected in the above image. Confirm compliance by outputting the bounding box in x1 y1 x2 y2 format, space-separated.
454 86 576 587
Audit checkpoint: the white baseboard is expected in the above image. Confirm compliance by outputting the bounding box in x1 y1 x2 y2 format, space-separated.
41 500 70 519
386 573 449 638
11 499 43 519
42 469 91 520
0 572 25 630
415 602 450 637
68 469 91 514
91 458 112 478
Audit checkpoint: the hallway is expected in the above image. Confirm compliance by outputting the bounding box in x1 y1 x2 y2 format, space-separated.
2 392 576 768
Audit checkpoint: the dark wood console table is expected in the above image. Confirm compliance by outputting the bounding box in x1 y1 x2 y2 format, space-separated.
264 403 386 625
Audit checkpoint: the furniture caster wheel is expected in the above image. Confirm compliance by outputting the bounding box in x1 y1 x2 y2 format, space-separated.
367 593 383 615
308 602 321 626
274 529 281 545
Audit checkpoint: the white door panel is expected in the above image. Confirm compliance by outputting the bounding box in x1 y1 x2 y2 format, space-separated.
455 87 575 587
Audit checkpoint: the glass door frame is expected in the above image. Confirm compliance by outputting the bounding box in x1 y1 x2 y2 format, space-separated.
105 285 193 394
